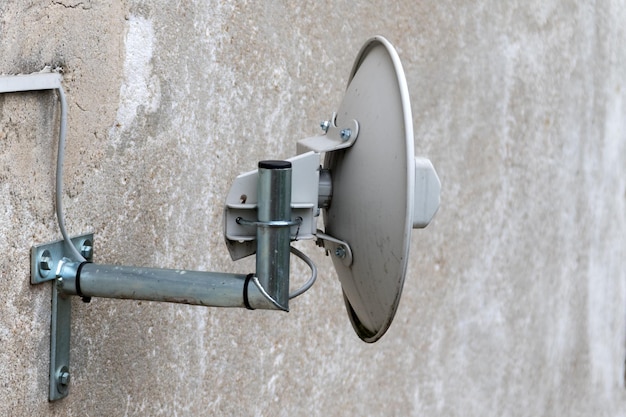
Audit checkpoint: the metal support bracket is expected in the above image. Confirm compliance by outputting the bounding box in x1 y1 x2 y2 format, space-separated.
315 230 353 267
30 233 93 401
296 113 359 154
31 233 93 284
49 280 71 401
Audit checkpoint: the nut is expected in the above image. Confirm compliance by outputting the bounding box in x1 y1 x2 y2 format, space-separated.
80 241 93 260
59 371 70 386
320 120 330 132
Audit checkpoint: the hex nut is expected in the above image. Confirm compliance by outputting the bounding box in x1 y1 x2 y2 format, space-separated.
320 120 330 132
59 371 70 386
80 243 93 260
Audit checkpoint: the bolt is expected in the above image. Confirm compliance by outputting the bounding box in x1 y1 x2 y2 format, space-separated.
57 277 64 288
320 120 330 133
80 241 93 260
58 371 70 386
340 128 352 141
334 246 346 259
39 255 52 272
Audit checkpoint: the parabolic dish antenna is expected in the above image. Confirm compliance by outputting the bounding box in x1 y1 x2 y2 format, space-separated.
323 36 435 342
224 35 440 343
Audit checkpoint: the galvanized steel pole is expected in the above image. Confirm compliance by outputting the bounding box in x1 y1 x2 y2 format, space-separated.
254 160 292 311
53 160 295 312
74 264 251 308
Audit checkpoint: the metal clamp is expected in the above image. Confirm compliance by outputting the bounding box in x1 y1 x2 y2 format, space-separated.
30 232 94 401
236 216 302 229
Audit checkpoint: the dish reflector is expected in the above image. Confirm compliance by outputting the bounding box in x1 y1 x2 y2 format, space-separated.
323 36 430 342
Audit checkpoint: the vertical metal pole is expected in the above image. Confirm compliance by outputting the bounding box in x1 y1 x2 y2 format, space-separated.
256 160 292 310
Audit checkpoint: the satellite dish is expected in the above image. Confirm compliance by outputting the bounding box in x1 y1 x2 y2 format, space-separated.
224 36 440 343
323 36 438 342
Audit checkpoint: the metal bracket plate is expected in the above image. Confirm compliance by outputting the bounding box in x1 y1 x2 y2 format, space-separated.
31 233 93 284
315 230 353 267
30 233 93 401
49 282 72 401
296 113 360 155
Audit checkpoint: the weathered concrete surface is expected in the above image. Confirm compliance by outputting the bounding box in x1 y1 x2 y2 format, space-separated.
0 1 625 416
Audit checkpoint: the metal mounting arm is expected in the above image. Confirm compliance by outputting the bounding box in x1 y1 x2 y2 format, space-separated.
31 160 294 401
55 262 274 309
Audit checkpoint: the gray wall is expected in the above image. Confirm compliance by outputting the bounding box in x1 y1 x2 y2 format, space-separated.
1 1 625 416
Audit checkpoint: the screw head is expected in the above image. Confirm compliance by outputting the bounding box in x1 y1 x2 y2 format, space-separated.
38 250 54 279
38 249 54 276
340 129 352 141
57 366 71 393
80 240 93 260
40 256 52 271
320 120 330 133
59 371 70 386
334 246 346 259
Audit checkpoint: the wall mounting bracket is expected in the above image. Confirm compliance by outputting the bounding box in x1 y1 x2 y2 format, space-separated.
30 162 303 401
30 233 94 401
31 233 93 284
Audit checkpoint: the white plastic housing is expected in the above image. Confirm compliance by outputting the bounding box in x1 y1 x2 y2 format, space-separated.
413 157 441 228
224 151 320 260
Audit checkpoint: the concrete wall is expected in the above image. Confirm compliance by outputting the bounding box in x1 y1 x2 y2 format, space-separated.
1 1 625 416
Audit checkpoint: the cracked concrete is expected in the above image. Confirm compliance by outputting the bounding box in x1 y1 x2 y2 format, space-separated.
1 1 625 416
52 1 92 10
